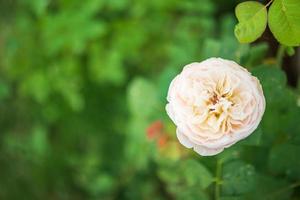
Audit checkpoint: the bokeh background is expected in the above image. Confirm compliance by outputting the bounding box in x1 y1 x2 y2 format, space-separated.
0 0 300 199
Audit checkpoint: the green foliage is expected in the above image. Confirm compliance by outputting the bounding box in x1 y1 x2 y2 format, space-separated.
0 81 10 100
269 144 300 179
234 1 267 43
234 0 300 47
268 0 300 46
128 78 159 119
0 0 300 199
222 160 256 195
158 159 212 199
159 159 214 189
286 46 295 56
245 174 293 200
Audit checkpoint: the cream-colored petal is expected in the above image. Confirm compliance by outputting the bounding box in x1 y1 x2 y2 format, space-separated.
193 144 224 156
166 104 176 124
176 129 193 148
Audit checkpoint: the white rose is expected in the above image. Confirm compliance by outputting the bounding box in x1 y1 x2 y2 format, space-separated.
166 58 265 156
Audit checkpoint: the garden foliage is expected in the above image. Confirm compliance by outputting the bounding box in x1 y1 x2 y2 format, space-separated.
0 0 300 199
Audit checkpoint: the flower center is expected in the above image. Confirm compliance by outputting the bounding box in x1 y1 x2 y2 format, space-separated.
208 92 233 113
210 93 219 105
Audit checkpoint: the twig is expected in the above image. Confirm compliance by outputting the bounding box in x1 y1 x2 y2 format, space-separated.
265 0 274 8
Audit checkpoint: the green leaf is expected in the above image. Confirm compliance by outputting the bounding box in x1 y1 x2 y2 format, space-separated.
125 117 153 170
181 159 214 189
158 159 214 189
268 0 300 46
222 160 256 195
269 144 300 178
243 174 293 200
251 66 287 105
251 66 299 145
42 12 106 55
239 127 263 146
157 159 212 200
285 46 295 56
30 125 48 156
127 78 159 118
234 1 267 43
20 71 50 103
88 45 126 85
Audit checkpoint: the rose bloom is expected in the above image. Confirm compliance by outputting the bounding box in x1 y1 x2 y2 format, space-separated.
166 58 265 156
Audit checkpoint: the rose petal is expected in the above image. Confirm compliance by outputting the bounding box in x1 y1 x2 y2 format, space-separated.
176 129 193 148
193 144 224 156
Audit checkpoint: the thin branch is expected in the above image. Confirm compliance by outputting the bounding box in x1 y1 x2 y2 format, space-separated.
265 0 274 8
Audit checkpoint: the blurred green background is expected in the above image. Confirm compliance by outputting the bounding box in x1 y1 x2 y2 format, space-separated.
0 0 300 199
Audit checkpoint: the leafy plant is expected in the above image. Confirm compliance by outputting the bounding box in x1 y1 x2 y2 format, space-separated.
234 0 300 47
0 0 299 199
